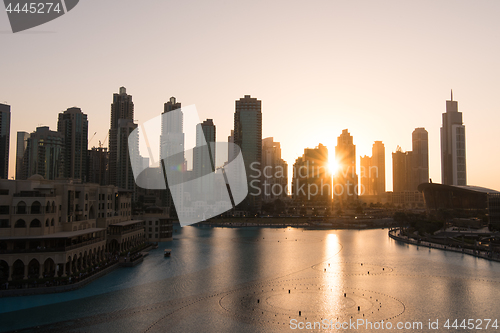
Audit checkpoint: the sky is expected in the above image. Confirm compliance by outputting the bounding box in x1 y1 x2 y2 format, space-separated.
1 0 500 191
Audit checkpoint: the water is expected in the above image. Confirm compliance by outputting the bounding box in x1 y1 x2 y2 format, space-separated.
1 227 500 332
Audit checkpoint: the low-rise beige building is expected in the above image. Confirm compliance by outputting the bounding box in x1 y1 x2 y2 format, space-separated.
0 176 145 282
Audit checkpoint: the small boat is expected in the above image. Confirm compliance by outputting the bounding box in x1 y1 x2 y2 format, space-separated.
164 249 171 257
152 242 159 249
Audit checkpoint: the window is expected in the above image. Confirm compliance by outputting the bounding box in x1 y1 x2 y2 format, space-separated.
0 205 9 214
15 219 26 228
16 202 27 214
30 219 41 227
0 219 10 228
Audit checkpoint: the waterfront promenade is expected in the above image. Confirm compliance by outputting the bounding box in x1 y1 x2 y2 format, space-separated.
388 228 500 262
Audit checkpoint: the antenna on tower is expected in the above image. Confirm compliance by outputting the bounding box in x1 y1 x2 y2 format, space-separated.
451 89 453 101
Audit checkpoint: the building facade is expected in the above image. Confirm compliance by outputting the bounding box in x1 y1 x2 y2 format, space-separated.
441 91 466 186
292 144 330 203
392 146 412 193
108 87 134 188
15 132 29 180
87 147 108 186
160 97 184 212
21 127 64 181
412 127 429 189
335 129 358 203
360 141 386 197
193 119 216 201
0 177 145 282
0 104 11 180
234 95 262 213
261 137 288 201
57 107 89 182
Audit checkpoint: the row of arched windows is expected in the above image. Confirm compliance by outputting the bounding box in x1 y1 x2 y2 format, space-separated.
13 218 55 228
15 201 57 214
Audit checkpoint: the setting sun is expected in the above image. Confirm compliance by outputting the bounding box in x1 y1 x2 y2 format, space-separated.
328 160 339 175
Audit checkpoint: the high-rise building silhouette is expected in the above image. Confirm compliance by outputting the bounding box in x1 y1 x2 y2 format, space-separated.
360 155 373 195
108 87 137 194
23 126 64 180
359 141 385 196
371 141 385 195
0 103 11 179
57 107 88 181
15 131 29 180
335 129 358 203
160 97 184 212
412 127 429 189
392 127 429 192
109 87 134 186
228 130 235 163
87 146 108 185
262 137 288 201
193 119 216 200
234 95 262 213
292 144 330 203
392 146 412 192
441 90 466 185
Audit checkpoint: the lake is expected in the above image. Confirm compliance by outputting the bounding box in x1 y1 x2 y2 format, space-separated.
1 227 499 332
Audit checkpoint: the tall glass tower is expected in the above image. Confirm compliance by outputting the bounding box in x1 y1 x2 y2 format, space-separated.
441 91 466 185
57 107 88 181
234 95 262 213
109 87 135 189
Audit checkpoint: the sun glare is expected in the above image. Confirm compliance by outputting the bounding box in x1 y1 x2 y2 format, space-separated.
328 160 339 175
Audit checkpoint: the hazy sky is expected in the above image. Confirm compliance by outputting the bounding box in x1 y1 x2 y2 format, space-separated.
2 0 500 191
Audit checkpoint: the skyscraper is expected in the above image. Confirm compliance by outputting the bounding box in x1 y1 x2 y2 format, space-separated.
109 87 134 186
262 137 288 201
23 126 64 180
0 103 11 179
160 97 184 212
58 107 88 181
193 119 216 200
441 91 466 185
392 128 429 192
412 127 429 189
16 131 29 180
335 129 358 202
108 87 137 194
228 130 235 163
234 95 262 213
360 155 373 196
392 146 412 193
87 146 108 186
292 143 329 203
371 141 386 195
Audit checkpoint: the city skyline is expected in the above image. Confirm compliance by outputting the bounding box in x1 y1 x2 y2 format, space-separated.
2 0 500 192
1 89 477 193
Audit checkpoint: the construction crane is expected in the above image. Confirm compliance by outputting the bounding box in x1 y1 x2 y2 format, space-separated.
100 133 109 148
89 132 97 145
